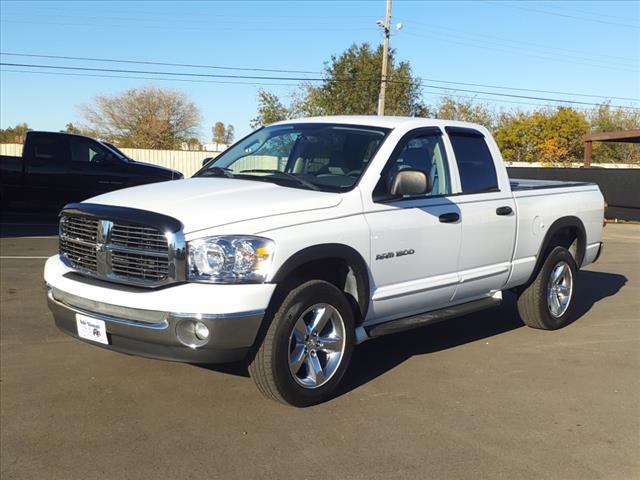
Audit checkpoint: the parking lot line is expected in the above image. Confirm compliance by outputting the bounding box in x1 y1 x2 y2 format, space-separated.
0 223 57 227
8 236 58 239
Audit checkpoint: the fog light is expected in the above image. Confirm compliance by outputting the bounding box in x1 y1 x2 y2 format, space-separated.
175 319 210 348
194 321 210 340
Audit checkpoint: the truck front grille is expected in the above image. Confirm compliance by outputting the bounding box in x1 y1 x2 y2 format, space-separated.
59 211 183 287
59 216 99 271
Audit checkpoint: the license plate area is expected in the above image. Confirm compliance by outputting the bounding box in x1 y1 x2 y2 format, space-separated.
76 314 109 345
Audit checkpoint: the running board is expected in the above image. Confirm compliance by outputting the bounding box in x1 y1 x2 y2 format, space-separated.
365 296 502 338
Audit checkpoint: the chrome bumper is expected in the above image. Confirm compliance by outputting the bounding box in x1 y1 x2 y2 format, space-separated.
47 286 264 364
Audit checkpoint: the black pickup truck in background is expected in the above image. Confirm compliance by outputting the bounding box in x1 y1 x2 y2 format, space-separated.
0 131 183 210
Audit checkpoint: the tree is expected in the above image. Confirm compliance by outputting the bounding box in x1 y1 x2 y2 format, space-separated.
212 121 235 144
494 107 590 165
295 43 425 117
252 42 426 125
493 111 535 163
64 123 82 134
433 96 494 129
184 137 202 150
588 103 640 164
80 86 201 149
224 124 235 144
0 123 30 143
251 89 290 128
62 123 95 136
212 121 226 144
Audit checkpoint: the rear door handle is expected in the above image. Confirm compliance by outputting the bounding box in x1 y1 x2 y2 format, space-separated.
439 212 460 223
496 206 513 216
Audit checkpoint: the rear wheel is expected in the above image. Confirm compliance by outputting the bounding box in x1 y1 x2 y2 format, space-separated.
517 246 577 330
248 280 354 407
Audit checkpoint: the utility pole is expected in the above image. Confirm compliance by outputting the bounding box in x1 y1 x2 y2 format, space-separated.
377 0 392 116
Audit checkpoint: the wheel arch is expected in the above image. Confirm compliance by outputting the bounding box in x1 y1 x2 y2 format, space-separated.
526 215 586 286
271 243 370 324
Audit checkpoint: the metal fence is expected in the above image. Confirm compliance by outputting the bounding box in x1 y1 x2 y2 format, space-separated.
117 148 222 178
508 167 640 221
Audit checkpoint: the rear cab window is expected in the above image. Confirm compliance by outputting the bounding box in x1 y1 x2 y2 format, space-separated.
446 127 499 194
28 134 69 164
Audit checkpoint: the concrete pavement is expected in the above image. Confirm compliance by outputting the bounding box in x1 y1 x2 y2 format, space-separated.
1 224 638 479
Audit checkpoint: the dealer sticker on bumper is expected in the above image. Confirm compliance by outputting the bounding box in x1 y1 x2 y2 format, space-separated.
76 314 109 345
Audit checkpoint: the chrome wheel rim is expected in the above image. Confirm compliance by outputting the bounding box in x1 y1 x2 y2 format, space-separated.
288 303 346 389
547 261 573 318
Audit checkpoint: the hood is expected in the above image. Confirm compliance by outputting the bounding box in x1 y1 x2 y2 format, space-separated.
86 178 343 233
127 160 182 179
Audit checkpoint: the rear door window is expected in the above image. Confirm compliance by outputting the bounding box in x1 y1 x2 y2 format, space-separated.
30 135 69 162
447 128 499 194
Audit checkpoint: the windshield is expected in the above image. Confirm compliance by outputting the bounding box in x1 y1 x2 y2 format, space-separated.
194 123 390 192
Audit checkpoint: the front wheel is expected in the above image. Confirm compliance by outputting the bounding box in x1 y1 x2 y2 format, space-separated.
517 246 578 330
248 280 355 407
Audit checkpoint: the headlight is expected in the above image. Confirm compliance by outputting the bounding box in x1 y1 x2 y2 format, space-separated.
187 236 275 283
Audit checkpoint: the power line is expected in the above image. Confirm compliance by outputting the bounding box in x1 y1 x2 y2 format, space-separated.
0 68 584 111
0 68 299 87
399 19 638 64
1 11 376 26
2 52 637 102
418 84 638 109
2 62 639 110
2 6 378 23
417 76 639 102
1 18 371 33
485 1 639 29
0 52 321 75
403 31 638 73
0 61 327 81
529 1 636 23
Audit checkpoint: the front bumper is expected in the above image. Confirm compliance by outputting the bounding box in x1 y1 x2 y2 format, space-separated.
48 288 263 363
44 255 276 364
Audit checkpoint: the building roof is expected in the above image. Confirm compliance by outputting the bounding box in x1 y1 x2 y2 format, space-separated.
584 129 640 143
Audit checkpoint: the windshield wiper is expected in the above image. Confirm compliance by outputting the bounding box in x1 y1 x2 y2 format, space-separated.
199 166 235 178
239 169 320 191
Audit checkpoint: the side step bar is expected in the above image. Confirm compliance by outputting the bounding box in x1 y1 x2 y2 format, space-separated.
365 296 502 338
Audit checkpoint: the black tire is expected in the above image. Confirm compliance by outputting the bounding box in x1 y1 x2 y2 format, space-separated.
248 280 355 407
517 246 578 330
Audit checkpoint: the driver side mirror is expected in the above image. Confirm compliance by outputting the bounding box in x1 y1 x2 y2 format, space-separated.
93 153 119 167
390 169 432 197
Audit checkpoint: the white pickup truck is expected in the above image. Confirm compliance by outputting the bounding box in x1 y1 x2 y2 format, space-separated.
45 116 605 406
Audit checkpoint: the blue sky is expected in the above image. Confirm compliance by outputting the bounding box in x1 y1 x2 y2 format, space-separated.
1 0 638 140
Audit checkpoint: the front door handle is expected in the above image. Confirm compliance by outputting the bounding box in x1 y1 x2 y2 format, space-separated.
439 212 460 223
496 206 513 216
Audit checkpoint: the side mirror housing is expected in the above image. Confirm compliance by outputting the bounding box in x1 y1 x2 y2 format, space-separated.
390 169 432 197
202 157 213 167
94 153 119 166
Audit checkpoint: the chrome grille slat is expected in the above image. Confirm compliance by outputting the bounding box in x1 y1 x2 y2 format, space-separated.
61 216 99 243
59 214 174 286
65 226 98 236
110 223 169 252
109 245 169 257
